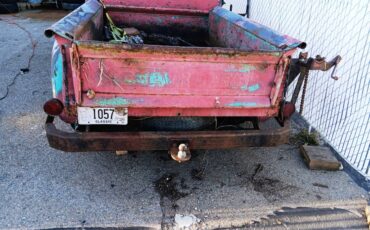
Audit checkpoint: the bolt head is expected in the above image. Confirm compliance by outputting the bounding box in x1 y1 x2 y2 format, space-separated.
87 89 96 99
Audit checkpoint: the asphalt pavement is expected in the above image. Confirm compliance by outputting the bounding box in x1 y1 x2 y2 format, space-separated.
0 10 368 230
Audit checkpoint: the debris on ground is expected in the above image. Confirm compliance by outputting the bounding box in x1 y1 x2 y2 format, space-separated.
300 145 342 170
313 182 329 188
20 68 29 74
174 214 200 229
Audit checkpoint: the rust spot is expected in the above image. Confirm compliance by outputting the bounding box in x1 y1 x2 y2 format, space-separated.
123 58 139 65
257 62 269 71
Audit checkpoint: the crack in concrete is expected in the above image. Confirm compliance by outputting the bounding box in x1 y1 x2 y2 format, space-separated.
0 18 37 101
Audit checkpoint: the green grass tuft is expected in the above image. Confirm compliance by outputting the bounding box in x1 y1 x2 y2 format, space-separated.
291 129 319 146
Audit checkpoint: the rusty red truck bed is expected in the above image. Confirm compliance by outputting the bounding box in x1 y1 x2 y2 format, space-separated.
43 0 309 158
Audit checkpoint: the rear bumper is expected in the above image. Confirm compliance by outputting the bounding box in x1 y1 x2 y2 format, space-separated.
45 116 290 152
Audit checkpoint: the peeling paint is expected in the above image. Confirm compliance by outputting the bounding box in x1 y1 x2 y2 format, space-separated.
125 72 171 87
240 83 260 92
227 102 258 107
225 64 256 73
248 83 260 92
98 98 131 106
258 62 270 71
97 97 143 106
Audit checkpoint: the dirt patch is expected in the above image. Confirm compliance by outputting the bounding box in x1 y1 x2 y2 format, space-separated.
252 178 282 194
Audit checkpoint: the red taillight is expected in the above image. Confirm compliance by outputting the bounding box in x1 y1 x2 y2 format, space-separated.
43 99 64 116
283 102 296 119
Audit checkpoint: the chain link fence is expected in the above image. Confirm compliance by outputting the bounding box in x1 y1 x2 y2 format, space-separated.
224 0 370 181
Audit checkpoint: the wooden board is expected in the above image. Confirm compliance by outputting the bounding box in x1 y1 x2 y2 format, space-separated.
300 145 342 171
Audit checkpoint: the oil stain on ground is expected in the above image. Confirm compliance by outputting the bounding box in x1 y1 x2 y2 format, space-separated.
250 164 299 202
154 173 188 201
154 173 190 228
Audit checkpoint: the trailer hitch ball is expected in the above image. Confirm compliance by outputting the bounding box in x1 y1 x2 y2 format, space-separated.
170 143 191 163
178 144 188 159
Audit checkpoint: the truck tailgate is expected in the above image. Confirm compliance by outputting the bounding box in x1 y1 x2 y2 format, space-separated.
70 42 288 117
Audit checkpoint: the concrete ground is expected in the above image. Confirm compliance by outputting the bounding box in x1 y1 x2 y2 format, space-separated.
0 10 368 230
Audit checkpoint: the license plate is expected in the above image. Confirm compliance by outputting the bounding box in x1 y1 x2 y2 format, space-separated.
77 107 128 125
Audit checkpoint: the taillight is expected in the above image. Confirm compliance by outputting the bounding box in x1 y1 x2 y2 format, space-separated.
43 99 64 116
283 102 295 119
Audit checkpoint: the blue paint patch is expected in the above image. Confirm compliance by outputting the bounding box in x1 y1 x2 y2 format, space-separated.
132 72 171 87
149 72 170 86
98 98 130 106
244 31 257 43
241 84 260 92
248 84 260 92
227 102 258 108
97 97 143 106
225 64 256 73
244 31 278 51
51 44 63 97
240 65 256 73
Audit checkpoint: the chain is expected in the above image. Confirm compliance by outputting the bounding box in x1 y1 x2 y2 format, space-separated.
299 68 309 115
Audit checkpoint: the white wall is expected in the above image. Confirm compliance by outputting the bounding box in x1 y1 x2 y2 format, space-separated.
225 0 370 177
